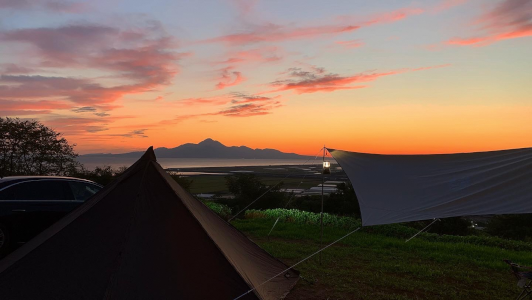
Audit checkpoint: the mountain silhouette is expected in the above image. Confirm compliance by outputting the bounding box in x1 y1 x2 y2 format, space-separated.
82 138 308 159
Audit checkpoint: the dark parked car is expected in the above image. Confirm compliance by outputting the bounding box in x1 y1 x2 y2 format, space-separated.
0 176 103 255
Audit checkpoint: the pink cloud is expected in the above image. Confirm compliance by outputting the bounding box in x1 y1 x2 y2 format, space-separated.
215 68 246 90
199 5 424 48
433 0 468 13
337 8 424 25
266 67 404 94
201 24 360 46
0 63 37 74
0 23 184 110
43 115 135 136
1 25 118 65
335 40 364 49
0 0 87 13
229 0 259 16
176 92 278 107
162 93 283 123
213 47 283 65
446 0 532 47
266 64 450 94
446 37 489 46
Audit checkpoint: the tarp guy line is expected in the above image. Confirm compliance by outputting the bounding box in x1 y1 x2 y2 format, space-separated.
233 227 362 300
229 147 325 222
267 148 323 237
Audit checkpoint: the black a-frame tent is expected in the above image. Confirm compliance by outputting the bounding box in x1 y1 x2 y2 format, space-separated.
0 147 299 299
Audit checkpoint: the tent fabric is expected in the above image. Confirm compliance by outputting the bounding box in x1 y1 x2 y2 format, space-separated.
328 147 532 226
0 147 298 300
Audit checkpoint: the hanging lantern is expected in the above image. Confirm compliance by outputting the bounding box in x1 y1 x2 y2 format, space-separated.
323 161 331 174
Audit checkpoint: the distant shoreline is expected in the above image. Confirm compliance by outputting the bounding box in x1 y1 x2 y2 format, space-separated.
77 157 332 170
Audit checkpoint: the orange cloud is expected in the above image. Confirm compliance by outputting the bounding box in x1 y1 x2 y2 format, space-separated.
217 101 282 117
161 93 283 124
0 99 72 110
0 110 51 116
177 95 233 107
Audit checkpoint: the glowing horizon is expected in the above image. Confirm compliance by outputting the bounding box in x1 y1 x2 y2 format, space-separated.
1 0 531 156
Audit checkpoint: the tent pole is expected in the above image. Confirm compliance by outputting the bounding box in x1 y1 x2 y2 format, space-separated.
320 145 325 265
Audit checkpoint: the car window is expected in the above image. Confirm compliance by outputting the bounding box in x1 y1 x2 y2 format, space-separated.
0 180 72 200
69 181 101 201
0 187 13 200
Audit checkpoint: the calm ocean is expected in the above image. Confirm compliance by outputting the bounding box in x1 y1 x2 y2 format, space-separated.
77 157 327 170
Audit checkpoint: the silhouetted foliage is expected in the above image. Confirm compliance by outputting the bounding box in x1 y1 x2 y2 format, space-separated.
0 117 80 177
327 182 361 217
74 165 127 186
225 174 285 212
428 217 472 236
486 214 532 241
404 217 473 236
168 172 193 192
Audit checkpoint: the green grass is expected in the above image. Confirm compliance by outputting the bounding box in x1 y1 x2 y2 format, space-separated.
231 217 532 300
188 176 227 193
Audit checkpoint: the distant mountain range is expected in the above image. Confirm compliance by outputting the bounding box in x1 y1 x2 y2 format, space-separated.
82 138 309 159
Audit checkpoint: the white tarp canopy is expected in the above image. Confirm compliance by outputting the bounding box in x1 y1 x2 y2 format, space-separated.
328 147 532 226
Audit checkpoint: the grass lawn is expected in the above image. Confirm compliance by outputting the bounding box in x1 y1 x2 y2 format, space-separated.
232 219 532 300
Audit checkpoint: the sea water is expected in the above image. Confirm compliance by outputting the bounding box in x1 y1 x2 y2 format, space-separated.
77 157 328 170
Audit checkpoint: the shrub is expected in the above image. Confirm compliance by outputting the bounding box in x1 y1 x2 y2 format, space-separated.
486 215 532 241
204 201 232 220
226 174 286 212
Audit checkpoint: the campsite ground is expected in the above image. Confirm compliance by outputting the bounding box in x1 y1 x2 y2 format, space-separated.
233 218 532 300
182 165 532 299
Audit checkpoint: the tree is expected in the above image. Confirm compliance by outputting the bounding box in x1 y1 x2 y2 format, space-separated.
0 117 80 177
74 165 128 186
225 174 285 212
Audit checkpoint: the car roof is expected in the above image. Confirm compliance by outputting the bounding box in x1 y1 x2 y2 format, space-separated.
0 176 102 190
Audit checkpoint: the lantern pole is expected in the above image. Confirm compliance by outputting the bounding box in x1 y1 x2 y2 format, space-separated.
320 145 325 265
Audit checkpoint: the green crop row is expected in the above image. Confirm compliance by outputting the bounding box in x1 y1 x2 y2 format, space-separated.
245 208 361 229
244 208 532 251
204 201 232 220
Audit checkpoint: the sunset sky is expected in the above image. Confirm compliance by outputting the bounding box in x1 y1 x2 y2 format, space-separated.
1 0 531 155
